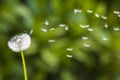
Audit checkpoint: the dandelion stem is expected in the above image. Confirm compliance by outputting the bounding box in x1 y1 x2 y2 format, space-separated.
21 51 28 80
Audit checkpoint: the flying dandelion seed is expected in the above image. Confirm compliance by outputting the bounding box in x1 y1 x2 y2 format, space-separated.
88 28 94 32
101 16 107 20
102 37 108 41
48 39 55 43
66 54 73 58
8 33 31 52
113 11 120 15
82 36 88 40
80 24 90 28
66 48 73 51
95 13 100 17
113 27 120 31
118 14 120 17
50 28 55 31
59 24 66 27
45 20 49 25
41 28 47 32
30 30 33 35
65 26 68 31
83 44 90 47
105 23 108 28
74 9 82 13
87 10 93 13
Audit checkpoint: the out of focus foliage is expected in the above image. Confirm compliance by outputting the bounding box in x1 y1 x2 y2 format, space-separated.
0 0 120 80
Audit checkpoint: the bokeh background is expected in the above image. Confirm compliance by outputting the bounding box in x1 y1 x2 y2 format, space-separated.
0 0 120 80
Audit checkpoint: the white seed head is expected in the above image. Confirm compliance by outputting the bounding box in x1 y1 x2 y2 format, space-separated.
8 33 31 52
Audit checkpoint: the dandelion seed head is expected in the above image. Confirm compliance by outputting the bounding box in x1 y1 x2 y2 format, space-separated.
8 33 31 52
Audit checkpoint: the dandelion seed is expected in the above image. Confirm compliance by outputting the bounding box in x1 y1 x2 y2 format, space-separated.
30 30 33 35
83 44 90 47
80 24 90 28
45 20 49 25
87 10 93 13
8 33 31 52
102 37 108 41
105 23 108 28
101 16 107 20
66 48 73 51
95 13 100 17
113 11 120 15
59 24 66 27
65 26 69 31
41 28 47 32
50 28 55 31
88 28 94 32
113 27 120 31
118 14 120 17
66 54 73 58
48 39 55 43
82 36 88 40
74 9 82 13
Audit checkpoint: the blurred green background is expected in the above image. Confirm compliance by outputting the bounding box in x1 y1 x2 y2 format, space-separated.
0 0 120 80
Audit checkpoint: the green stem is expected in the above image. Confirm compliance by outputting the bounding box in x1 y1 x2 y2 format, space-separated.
21 51 28 80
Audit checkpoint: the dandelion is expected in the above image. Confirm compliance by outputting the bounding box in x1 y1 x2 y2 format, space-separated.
8 33 31 80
